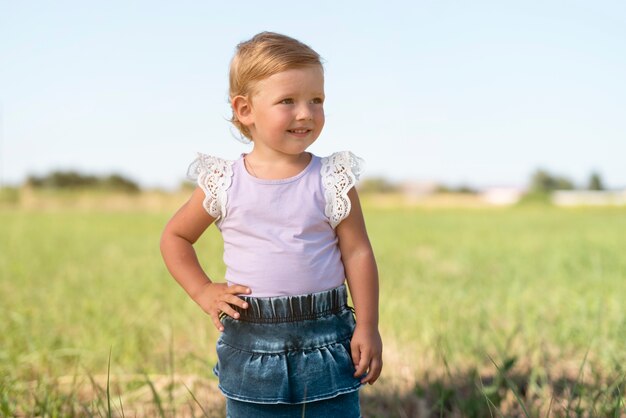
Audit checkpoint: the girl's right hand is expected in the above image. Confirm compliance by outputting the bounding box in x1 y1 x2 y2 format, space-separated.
193 282 251 331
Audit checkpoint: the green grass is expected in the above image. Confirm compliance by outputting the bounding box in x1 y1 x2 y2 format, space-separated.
369 206 625 367
1 204 625 416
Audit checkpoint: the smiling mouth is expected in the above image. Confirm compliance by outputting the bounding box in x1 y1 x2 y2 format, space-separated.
288 129 311 134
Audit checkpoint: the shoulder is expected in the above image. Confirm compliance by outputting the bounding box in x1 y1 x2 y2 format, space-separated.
186 152 235 181
320 151 364 181
320 151 365 229
185 152 237 220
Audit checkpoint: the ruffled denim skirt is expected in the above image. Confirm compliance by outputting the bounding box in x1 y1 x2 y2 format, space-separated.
213 284 362 417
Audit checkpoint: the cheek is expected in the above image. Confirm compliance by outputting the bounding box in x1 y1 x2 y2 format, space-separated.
274 110 293 125
258 112 283 131
316 109 325 126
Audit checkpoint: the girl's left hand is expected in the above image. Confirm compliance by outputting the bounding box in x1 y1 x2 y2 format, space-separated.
350 324 383 385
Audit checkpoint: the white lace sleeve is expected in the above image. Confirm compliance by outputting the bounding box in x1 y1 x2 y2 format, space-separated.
186 153 234 220
320 151 365 229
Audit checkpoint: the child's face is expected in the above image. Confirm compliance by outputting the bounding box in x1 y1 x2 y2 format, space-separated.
245 65 325 157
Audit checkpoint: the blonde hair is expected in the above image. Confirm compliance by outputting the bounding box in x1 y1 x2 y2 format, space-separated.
229 32 323 140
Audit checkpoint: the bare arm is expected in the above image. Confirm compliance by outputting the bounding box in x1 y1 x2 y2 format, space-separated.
160 186 250 331
336 187 383 384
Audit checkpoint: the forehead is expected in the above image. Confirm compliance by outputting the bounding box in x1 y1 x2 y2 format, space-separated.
252 66 324 96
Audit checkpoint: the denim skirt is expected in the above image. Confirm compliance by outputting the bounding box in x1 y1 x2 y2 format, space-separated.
213 284 362 417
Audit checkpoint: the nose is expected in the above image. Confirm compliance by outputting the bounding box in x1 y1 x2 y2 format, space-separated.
295 103 314 120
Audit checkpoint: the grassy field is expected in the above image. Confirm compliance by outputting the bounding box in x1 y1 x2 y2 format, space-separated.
0 196 624 417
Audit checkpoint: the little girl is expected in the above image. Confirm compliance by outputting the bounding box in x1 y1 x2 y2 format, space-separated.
160 32 382 417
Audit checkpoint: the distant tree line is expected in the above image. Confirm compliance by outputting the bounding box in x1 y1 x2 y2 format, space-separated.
19 168 608 196
25 171 140 193
359 178 476 194
358 177 399 194
529 169 605 193
435 184 478 194
360 170 607 194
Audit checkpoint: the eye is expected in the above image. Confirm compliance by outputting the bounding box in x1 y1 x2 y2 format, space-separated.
311 97 324 104
279 98 294 104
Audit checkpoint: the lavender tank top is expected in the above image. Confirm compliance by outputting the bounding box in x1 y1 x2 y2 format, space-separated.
187 151 363 297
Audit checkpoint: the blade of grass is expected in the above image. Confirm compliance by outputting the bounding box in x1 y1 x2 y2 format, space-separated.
476 374 502 418
143 371 166 418
36 388 50 418
545 392 554 418
85 369 107 415
565 346 589 417
105 350 126 418
81 402 94 417
62 367 80 416
614 380 623 418
438 344 460 416
487 354 531 418
95 397 105 418
169 329 175 417
107 346 112 418
183 382 210 418
0 376 16 418
118 394 125 418
439 389 444 418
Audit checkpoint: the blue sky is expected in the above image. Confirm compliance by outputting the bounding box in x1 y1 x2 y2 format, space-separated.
1 1 625 190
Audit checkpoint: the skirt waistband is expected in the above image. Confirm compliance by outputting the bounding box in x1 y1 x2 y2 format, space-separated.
231 284 349 323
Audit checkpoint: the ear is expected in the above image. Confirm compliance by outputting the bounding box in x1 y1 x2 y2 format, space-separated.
231 95 254 126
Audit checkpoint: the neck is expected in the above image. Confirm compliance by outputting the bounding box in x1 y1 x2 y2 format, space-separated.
243 151 312 180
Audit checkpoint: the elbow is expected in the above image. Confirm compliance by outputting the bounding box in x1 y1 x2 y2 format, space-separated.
342 245 376 265
160 222 195 257
160 222 179 257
